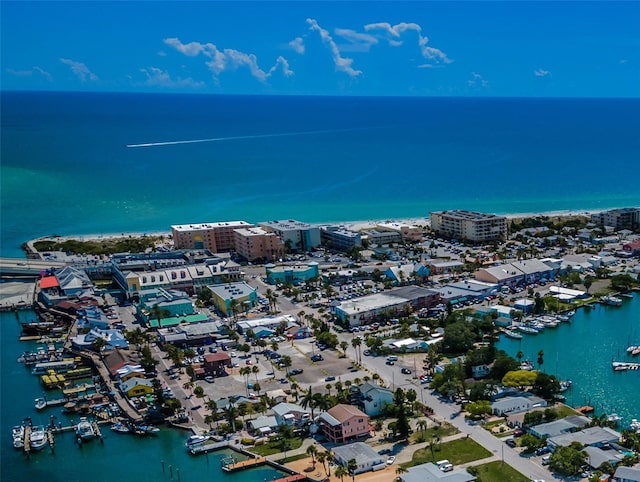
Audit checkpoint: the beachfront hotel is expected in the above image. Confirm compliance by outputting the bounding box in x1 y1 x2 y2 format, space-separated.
591 207 640 231
233 227 285 262
171 221 254 252
258 219 321 253
430 210 507 242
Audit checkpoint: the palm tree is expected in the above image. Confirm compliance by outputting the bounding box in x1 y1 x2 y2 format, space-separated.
252 365 260 383
334 465 349 482
351 337 362 364
325 451 335 477
306 444 318 467
316 451 328 476
395 466 408 478
417 418 428 440
224 405 238 433
537 349 544 369
300 386 317 420
347 458 357 482
149 305 170 327
339 341 349 358
277 423 294 460
265 288 278 313
228 297 240 320
516 350 524 363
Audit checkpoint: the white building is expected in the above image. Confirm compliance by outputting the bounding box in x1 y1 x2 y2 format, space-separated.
430 210 507 242
332 442 386 474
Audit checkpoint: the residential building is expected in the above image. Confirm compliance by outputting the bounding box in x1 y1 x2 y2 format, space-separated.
354 382 394 417
233 227 284 262
614 466 640 482
332 442 386 474
265 262 320 285
207 282 257 316
490 395 547 416
385 263 430 284
399 462 476 482
547 426 621 449
320 226 362 251
258 219 320 252
318 404 370 444
591 208 640 231
247 415 278 436
362 229 402 246
430 210 507 242
377 222 424 242
70 328 129 351
623 240 640 257
272 402 310 427
171 221 254 252
528 416 591 439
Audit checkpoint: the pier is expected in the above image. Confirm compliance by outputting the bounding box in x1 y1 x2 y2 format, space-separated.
273 475 307 482
188 440 229 455
222 456 267 472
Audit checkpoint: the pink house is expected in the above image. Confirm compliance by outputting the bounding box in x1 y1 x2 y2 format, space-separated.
318 404 370 444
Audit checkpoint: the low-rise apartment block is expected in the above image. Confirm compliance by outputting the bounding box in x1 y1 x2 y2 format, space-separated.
233 227 284 262
258 219 320 252
171 221 254 252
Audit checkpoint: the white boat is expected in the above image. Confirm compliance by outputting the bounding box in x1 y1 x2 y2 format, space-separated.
29 426 48 451
75 417 96 441
559 380 572 392
607 413 622 424
135 424 160 435
600 295 623 306
185 434 210 448
503 329 523 339
110 422 130 434
12 425 25 449
35 398 47 410
517 324 538 335
629 419 640 432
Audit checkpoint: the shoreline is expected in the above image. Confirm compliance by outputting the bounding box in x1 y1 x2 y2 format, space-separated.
22 208 608 248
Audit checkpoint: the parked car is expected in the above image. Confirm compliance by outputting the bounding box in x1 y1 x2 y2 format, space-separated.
204 376 215 383
400 368 411 375
386 456 396 465
325 376 336 382
505 438 516 448
289 368 303 375
311 354 323 362
385 360 395 366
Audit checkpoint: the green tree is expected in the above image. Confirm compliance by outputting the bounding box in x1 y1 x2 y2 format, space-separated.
306 444 318 467
334 465 349 482
520 433 546 453
347 458 358 482
549 444 587 476
339 341 349 358
277 423 294 459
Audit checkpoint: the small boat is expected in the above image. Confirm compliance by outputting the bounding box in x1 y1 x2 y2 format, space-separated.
517 325 538 335
29 426 48 451
63 401 78 413
559 380 572 392
632 347 640 356
607 413 622 424
503 329 523 339
110 422 130 434
12 425 25 449
600 295 623 306
34 398 47 410
629 419 640 432
185 434 210 448
135 424 160 435
75 417 96 441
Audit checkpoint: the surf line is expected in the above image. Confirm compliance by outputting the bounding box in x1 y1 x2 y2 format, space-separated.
126 127 369 148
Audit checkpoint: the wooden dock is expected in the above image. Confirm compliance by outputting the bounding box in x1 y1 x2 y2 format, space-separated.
189 440 229 455
222 456 267 472
273 474 307 482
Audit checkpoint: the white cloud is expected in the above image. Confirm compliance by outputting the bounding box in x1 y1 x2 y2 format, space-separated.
60 58 98 82
157 51 167 57
288 37 305 54
6 66 53 81
534 69 551 77
306 18 362 78
334 28 378 52
468 71 488 88
364 21 452 64
139 67 204 88
164 37 293 82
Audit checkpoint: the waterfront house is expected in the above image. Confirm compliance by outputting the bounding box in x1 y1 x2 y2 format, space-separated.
398 462 476 482
120 377 154 397
272 402 310 427
583 445 623 471
71 328 129 351
247 415 278 436
318 403 370 444
332 442 386 474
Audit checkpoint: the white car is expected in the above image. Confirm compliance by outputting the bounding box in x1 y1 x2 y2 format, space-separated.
386 456 396 465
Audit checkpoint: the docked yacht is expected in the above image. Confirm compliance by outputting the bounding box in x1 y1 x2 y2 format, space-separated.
185 434 210 448
29 426 48 451
75 417 96 441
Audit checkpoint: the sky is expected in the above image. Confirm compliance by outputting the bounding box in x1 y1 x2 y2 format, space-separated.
1 1 639 97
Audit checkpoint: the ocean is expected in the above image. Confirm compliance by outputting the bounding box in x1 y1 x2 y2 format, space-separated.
2 91 640 257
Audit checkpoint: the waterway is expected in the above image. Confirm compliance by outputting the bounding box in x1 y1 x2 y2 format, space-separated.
497 292 640 427
0 309 286 482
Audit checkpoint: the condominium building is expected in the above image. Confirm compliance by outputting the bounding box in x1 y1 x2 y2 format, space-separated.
591 208 640 231
320 226 362 252
376 222 424 242
258 219 321 252
171 221 254 252
233 227 285 262
430 210 507 242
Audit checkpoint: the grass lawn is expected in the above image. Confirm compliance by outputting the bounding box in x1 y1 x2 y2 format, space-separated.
554 403 582 418
403 437 492 468
470 460 527 482
249 437 304 456
411 422 459 443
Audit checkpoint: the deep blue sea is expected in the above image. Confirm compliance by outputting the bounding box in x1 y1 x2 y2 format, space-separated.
2 91 640 257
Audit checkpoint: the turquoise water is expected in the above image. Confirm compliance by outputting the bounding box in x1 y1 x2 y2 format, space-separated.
2 92 640 257
496 292 640 427
0 309 286 481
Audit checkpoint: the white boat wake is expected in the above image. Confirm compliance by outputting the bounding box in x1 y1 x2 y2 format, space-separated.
126 128 370 148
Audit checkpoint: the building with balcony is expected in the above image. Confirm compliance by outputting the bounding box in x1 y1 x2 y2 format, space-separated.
171 221 254 252
233 227 285 262
258 219 321 252
320 225 362 251
430 210 507 242
318 403 370 444
591 208 640 231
